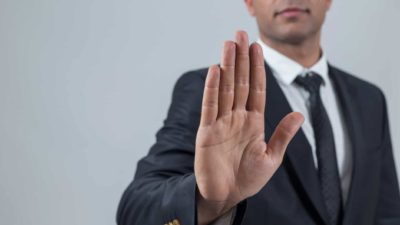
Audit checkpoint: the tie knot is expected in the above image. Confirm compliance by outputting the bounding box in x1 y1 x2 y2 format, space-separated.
295 72 324 95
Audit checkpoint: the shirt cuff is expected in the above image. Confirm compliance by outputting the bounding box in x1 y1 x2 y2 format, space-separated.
210 207 237 225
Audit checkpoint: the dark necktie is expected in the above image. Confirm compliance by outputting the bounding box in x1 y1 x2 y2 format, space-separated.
295 72 343 225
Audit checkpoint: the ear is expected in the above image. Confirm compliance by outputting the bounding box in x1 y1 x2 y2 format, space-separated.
244 0 256 17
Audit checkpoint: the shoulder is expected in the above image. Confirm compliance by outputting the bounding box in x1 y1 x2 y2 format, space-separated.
166 67 210 116
170 67 209 101
174 67 209 88
329 65 382 93
329 64 386 102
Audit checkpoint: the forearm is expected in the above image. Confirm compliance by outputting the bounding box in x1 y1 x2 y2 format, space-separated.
117 174 197 225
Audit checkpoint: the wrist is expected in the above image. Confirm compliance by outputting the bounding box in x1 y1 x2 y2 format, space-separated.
196 191 236 225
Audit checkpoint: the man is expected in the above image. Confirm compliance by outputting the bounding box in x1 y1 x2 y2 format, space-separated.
117 0 400 224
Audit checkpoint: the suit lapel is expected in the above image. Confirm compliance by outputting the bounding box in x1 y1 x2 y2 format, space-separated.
328 65 365 225
264 62 330 225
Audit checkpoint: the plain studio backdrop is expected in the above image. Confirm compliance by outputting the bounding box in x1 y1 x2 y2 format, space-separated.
0 0 399 225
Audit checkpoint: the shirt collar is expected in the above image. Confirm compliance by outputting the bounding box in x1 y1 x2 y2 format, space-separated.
256 39 329 86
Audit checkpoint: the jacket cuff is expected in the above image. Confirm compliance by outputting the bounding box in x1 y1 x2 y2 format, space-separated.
161 173 197 225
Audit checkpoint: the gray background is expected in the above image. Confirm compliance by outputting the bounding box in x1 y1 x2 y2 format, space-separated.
0 0 399 225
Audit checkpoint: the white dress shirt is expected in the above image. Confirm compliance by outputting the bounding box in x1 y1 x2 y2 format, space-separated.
211 40 352 225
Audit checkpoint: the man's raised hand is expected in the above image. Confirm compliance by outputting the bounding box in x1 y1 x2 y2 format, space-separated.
194 31 304 225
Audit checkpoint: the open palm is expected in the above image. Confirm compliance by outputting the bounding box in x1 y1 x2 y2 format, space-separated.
194 31 304 224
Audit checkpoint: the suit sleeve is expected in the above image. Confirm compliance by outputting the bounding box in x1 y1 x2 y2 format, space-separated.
375 91 400 225
116 70 205 225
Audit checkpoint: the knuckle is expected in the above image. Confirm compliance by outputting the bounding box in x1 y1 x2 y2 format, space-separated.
221 65 235 70
251 86 265 93
237 53 249 60
235 78 249 86
220 84 234 92
203 100 217 108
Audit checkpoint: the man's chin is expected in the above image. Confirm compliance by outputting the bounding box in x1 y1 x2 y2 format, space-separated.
274 24 317 43
274 32 311 45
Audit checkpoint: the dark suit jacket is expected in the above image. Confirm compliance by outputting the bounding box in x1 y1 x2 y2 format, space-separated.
116 63 400 225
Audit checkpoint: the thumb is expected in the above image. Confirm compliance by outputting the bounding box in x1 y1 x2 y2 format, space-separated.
267 112 304 160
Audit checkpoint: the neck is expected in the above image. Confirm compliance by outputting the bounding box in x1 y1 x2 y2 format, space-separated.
260 32 322 68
